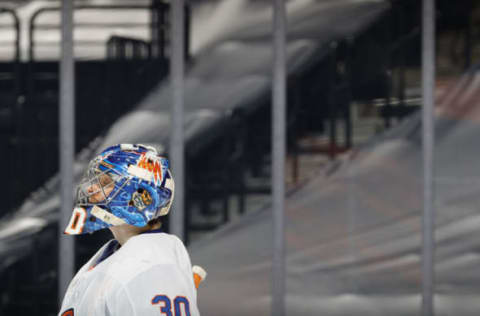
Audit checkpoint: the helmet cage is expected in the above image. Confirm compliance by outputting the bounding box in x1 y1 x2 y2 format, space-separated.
76 166 122 206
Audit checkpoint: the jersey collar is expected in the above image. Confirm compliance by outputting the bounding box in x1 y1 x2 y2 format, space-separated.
141 228 163 234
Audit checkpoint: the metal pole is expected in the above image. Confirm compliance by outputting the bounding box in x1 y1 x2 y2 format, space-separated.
170 0 185 241
58 0 75 306
422 0 435 315
272 0 286 315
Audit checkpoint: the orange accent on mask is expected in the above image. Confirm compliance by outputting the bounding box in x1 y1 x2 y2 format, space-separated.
137 153 163 184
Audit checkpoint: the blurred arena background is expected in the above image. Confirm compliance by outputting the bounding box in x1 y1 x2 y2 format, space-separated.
0 0 478 315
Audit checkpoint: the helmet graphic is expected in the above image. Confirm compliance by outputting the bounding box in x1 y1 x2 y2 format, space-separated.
64 144 174 235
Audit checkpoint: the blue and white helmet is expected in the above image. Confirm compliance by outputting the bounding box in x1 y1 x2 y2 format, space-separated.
64 144 174 235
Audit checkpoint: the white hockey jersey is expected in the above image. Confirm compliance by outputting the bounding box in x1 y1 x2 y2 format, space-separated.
58 232 200 316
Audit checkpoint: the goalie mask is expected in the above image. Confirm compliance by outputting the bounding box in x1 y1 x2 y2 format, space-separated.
64 144 174 235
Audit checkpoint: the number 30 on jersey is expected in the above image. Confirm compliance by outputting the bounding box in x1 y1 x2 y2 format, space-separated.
151 295 190 316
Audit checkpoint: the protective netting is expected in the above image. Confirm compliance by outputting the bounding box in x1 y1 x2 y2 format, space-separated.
188 70 480 315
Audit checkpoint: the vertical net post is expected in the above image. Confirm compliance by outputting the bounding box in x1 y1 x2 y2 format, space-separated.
272 0 287 315
421 0 436 315
58 0 75 306
170 0 185 241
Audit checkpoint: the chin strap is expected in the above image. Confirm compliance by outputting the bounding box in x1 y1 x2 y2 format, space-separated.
91 205 127 226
